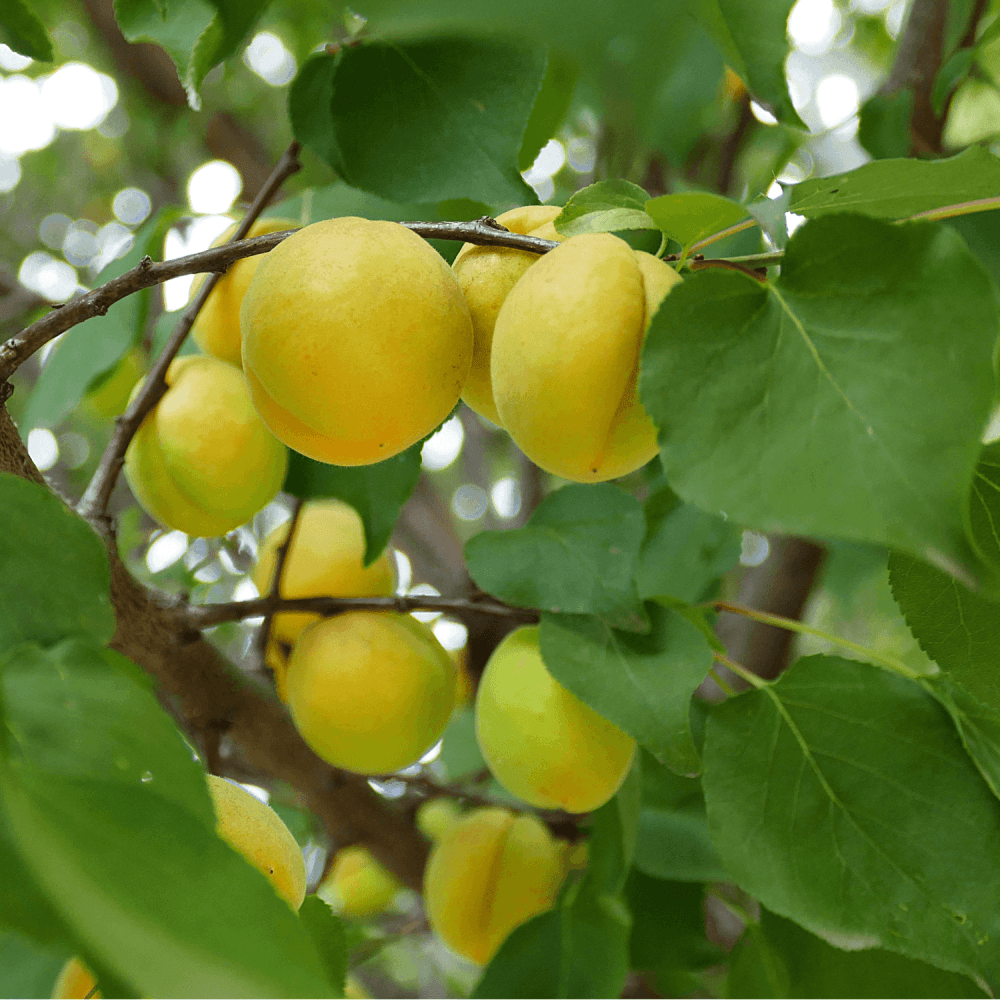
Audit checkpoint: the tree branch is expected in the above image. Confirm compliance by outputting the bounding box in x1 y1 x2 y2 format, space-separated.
188 592 539 631
256 497 303 667
76 141 304 522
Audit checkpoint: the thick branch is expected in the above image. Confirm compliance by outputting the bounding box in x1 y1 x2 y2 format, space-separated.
188 592 538 631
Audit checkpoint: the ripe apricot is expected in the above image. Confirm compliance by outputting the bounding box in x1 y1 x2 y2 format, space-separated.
320 845 400 918
252 500 395 649
451 205 564 424
190 217 297 367
476 626 636 813
123 355 287 537
241 217 473 465
52 957 100 999
491 232 681 482
423 807 564 965
206 775 306 910
285 611 454 775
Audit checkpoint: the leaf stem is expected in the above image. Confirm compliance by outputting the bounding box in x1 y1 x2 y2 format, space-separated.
708 666 737 697
689 217 758 253
713 651 767 689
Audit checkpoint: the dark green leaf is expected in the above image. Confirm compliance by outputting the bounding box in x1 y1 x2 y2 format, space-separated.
858 91 914 160
694 0 803 126
540 603 713 772
789 146 1000 220
287 55 342 172
641 215 998 589
188 0 273 97
472 909 563 998
0 475 114 651
626 873 722 996
518 51 578 171
889 551 1000 711
634 753 725 882
933 48 975 116
466 484 648 632
298 896 347 998
293 39 545 205
704 654 1000 987
283 444 422 566
586 768 642 896
0 930 68 1000
637 484 741 602
554 180 657 238
728 908 986 998
0 0 53 60
1 641 213 826
970 441 1000 569
644 191 750 250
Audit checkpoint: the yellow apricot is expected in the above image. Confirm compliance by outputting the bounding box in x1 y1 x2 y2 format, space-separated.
451 205 564 424
206 775 306 910
190 218 297 367
52 957 100 999
241 217 473 465
416 797 462 842
476 626 636 813
252 500 395 649
123 355 287 537
491 232 681 482
285 611 455 775
319 845 401 918
424 807 564 965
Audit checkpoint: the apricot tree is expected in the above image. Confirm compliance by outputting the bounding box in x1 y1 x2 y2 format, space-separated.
3 0 1000 998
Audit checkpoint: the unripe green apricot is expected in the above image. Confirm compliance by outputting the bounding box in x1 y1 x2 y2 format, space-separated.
416 797 462 841
476 626 636 813
451 205 564 425
285 611 455 775
241 217 473 465
424 807 565 965
491 232 681 482
123 355 287 537
190 217 297 367
207 775 306 910
319 845 401 918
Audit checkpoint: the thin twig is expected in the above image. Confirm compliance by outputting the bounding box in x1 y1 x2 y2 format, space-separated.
257 497 303 666
76 141 304 522
188 592 539 631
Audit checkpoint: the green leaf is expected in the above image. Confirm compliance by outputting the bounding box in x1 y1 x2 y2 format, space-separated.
187 0 273 97
694 0 803 127
969 441 1000 569
634 753 726 883
539 603 713 773
1 641 213 826
728 908 986 998
465 484 648 632
0 0 54 60
282 444 422 566
641 215 998 589
291 40 545 205
637 484 741 603
298 897 347 998
553 180 657 238
0 930 69 1000
436 707 487 781
703 654 1000 987
22 209 178 435
587 765 642 895
626 873 722 996
0 475 114 651
933 48 976 116
1 772 333 998
518 51 578 171
789 146 1000 220
858 91 914 160
889 551 1000 711
287 54 342 172
644 191 750 250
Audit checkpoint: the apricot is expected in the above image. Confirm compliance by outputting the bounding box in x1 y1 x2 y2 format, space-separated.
476 626 636 813
416 797 462 842
190 218 297 367
52 957 100 999
491 232 681 482
319 845 400 918
123 355 287 537
241 217 473 465
451 205 564 424
423 807 564 965
285 611 455 775
206 775 306 910
252 500 395 650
